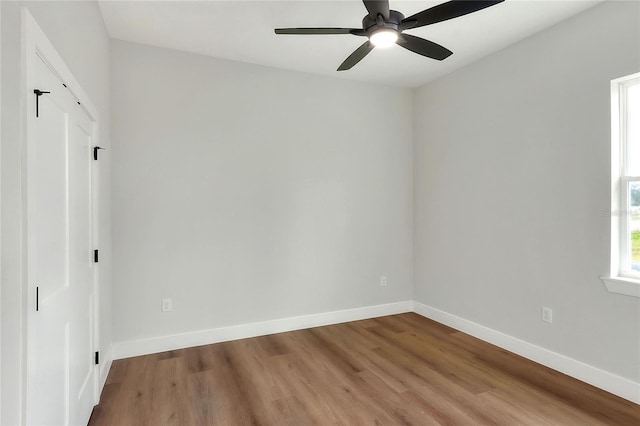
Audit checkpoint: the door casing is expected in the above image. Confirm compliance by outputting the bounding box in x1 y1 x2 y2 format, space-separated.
22 8 102 425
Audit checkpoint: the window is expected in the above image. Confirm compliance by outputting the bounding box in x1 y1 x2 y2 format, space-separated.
602 72 640 297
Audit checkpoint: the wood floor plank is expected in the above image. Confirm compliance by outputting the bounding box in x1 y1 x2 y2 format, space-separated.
269 396 317 426
89 314 640 425
449 330 640 424
371 345 499 425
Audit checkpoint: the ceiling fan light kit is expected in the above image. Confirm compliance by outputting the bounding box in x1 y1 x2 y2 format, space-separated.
274 0 505 71
369 30 398 48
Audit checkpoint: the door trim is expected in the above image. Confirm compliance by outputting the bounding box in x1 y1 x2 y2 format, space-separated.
22 7 101 423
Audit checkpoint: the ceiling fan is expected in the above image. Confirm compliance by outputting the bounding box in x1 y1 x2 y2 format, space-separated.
275 0 504 71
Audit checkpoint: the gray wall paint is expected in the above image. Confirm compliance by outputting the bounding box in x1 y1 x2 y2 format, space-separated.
111 41 413 343
1 1 637 420
413 0 640 382
1 2 111 423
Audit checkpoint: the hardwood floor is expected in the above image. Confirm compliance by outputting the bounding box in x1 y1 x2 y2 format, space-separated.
89 313 640 425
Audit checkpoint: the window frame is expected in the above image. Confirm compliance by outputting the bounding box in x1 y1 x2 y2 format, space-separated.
620 178 640 278
602 72 640 297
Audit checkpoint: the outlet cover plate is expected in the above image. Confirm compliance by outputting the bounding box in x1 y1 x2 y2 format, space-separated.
162 298 173 312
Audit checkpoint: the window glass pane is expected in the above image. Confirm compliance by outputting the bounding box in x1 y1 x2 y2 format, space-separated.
626 81 640 176
630 181 640 273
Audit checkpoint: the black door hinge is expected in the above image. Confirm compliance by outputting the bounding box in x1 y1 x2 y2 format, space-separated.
95 351 99 365
94 249 99 263
36 286 39 311
93 146 105 161
34 89 51 118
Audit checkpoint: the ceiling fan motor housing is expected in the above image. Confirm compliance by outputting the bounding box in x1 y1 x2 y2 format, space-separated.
362 10 404 36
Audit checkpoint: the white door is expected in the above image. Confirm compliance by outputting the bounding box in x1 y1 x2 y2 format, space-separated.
26 53 97 426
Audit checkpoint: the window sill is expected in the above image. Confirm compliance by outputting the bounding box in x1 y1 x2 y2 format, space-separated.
600 276 640 298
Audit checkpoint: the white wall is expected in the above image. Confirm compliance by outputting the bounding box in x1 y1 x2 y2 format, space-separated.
0 2 111 424
414 0 640 383
111 41 413 343
0 4 3 422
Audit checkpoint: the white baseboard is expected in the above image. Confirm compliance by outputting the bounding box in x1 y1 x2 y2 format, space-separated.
412 301 640 405
96 343 113 402
112 301 413 360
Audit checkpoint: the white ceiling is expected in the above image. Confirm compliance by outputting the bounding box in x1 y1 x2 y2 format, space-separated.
98 0 604 88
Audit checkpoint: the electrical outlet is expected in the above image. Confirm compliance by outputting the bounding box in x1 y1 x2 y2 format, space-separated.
380 276 388 287
161 298 173 312
542 306 553 323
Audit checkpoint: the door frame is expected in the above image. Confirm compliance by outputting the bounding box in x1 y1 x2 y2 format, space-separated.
22 7 102 422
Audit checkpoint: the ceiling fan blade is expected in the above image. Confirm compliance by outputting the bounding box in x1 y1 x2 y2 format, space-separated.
402 1 504 30
275 28 363 35
396 34 452 61
337 41 374 71
363 0 390 20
